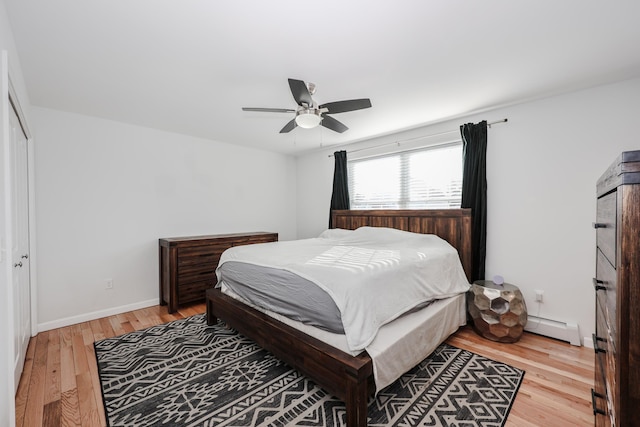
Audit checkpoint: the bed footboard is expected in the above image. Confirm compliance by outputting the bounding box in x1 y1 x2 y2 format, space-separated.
206 287 373 427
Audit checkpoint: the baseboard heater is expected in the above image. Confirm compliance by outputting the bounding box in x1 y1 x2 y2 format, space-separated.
525 315 581 346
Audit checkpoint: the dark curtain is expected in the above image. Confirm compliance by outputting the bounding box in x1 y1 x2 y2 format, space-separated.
460 121 488 282
329 150 350 228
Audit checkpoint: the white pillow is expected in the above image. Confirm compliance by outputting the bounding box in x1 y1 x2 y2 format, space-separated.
317 228 354 239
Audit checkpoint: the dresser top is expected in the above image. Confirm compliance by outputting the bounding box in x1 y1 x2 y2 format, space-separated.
159 231 277 247
597 150 640 197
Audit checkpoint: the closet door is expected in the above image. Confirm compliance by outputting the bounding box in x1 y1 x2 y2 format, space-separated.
9 102 31 390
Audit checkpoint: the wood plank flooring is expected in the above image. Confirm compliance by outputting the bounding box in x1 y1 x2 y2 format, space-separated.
15 303 594 427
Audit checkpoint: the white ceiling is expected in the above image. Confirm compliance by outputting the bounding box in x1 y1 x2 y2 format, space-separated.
5 0 640 155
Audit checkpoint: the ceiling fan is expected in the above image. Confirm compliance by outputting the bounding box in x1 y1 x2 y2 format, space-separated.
242 78 372 134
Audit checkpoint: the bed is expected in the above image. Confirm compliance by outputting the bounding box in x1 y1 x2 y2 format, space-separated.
206 209 472 426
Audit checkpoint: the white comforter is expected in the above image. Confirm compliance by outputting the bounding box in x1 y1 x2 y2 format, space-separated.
216 226 470 352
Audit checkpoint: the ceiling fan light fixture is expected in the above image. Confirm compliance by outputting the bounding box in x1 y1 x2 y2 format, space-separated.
295 110 322 128
243 78 371 134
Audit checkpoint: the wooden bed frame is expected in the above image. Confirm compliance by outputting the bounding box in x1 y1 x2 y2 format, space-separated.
206 209 472 426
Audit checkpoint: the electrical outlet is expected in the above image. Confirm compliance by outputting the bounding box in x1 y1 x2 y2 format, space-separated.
535 290 544 303
105 279 114 290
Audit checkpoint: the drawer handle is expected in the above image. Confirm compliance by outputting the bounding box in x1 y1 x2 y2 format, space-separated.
593 334 607 354
592 222 607 229
591 389 607 415
592 278 607 291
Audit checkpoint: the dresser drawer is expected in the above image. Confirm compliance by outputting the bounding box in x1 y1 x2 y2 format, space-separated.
593 321 611 427
596 192 617 266
178 264 217 285
178 281 212 304
232 234 278 246
595 249 617 351
596 301 617 424
179 244 230 261
593 393 611 427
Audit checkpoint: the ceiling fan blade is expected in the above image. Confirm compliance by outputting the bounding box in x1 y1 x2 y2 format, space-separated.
242 107 296 113
279 118 297 133
288 78 313 107
321 115 348 133
319 98 372 114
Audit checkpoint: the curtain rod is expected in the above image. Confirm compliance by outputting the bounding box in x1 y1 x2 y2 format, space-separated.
328 118 508 157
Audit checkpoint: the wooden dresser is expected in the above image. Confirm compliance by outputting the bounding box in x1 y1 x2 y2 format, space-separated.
159 232 278 313
593 151 640 427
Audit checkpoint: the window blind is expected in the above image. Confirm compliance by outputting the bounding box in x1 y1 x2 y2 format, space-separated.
348 143 462 209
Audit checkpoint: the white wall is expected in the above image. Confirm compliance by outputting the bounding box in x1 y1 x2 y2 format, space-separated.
297 76 640 345
33 107 297 329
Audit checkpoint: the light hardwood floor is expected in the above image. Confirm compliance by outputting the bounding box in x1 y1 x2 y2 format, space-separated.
15 303 594 427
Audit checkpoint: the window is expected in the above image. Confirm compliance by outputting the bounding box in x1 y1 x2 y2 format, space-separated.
348 143 462 209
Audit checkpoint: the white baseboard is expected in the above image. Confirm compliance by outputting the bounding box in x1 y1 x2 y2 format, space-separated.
583 335 594 349
37 299 159 333
525 315 581 346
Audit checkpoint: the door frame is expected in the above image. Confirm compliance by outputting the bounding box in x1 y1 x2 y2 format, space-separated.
7 63 36 340
1 50 36 424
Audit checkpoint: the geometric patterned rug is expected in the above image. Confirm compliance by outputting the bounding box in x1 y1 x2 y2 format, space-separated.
94 314 524 427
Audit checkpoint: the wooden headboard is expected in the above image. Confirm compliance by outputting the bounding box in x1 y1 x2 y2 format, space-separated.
331 209 472 282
